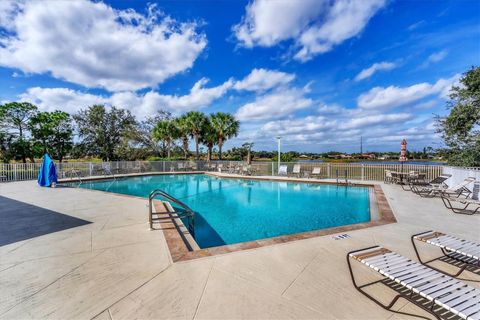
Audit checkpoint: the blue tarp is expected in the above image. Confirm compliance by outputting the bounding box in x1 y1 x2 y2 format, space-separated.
37 154 57 187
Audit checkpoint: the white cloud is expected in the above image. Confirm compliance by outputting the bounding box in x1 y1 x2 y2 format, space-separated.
414 100 438 110
0 0 206 91
18 78 233 118
354 61 396 81
294 0 386 62
427 50 448 63
235 88 313 121
0 1 20 31
340 113 412 129
233 0 322 48
256 108 417 147
234 68 295 92
233 0 386 62
420 50 448 68
262 116 336 136
407 20 425 31
317 104 344 115
357 75 459 109
146 78 234 113
19 87 108 114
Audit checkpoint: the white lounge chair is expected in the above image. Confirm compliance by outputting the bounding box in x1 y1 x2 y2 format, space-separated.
410 174 451 194
292 164 301 177
278 165 287 176
412 231 480 277
348 245 480 320
441 196 480 215
311 167 321 179
415 176 473 198
384 170 393 184
442 177 476 198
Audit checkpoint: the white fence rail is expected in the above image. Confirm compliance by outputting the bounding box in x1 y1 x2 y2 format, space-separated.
0 160 452 183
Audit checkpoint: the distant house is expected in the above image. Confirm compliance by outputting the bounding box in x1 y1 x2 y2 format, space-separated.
358 153 376 159
327 154 344 159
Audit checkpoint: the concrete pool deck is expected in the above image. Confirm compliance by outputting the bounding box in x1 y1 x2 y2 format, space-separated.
0 178 479 319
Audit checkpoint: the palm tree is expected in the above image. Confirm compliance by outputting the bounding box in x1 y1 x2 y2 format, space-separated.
184 111 208 160
153 120 179 159
173 115 190 159
210 112 240 160
200 118 217 161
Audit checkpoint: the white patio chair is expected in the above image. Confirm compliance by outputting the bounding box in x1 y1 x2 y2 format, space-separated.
278 165 288 176
311 167 321 179
412 230 480 277
292 164 301 177
348 245 480 320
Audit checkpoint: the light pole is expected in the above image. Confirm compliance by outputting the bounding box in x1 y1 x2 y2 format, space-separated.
276 136 281 174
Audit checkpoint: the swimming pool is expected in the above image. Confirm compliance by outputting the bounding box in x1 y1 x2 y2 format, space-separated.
73 174 372 248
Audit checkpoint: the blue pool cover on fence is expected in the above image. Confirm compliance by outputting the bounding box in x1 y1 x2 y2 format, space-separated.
38 154 57 187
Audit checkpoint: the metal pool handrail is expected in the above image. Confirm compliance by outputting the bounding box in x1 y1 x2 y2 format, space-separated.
148 189 195 238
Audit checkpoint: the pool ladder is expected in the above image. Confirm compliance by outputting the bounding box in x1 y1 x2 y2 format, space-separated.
148 189 195 238
336 169 349 185
62 169 83 185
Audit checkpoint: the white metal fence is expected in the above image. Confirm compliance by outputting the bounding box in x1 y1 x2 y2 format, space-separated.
0 160 452 183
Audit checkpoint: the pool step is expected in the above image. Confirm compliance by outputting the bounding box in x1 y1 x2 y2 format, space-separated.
151 200 200 252
153 200 173 215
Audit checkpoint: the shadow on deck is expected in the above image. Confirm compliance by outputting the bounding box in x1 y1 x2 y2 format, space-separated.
0 196 91 246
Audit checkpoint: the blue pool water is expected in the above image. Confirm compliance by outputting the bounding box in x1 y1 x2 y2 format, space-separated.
73 174 371 248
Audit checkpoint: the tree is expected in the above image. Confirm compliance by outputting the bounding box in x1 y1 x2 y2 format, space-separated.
184 111 208 160
173 115 190 159
29 112 52 154
47 111 73 162
199 118 217 161
436 66 480 167
29 111 73 161
153 119 180 159
210 112 240 160
74 105 137 161
0 102 38 163
0 131 15 163
134 111 172 157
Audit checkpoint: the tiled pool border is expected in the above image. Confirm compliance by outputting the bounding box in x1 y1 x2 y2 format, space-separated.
59 172 396 263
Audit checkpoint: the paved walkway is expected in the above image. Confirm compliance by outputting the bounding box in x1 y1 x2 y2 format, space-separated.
0 179 478 319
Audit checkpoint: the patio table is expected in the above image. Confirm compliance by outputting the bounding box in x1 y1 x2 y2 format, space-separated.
391 171 410 184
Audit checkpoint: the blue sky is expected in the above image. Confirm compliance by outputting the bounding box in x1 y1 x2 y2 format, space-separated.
0 0 479 153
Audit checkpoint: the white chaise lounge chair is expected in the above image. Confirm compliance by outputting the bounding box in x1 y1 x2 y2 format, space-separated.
441 196 480 215
412 231 480 277
311 167 321 179
278 165 287 176
348 245 480 320
415 177 474 198
292 164 301 177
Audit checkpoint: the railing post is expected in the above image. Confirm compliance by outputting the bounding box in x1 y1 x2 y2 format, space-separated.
361 164 365 181
271 162 274 176
148 195 153 230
